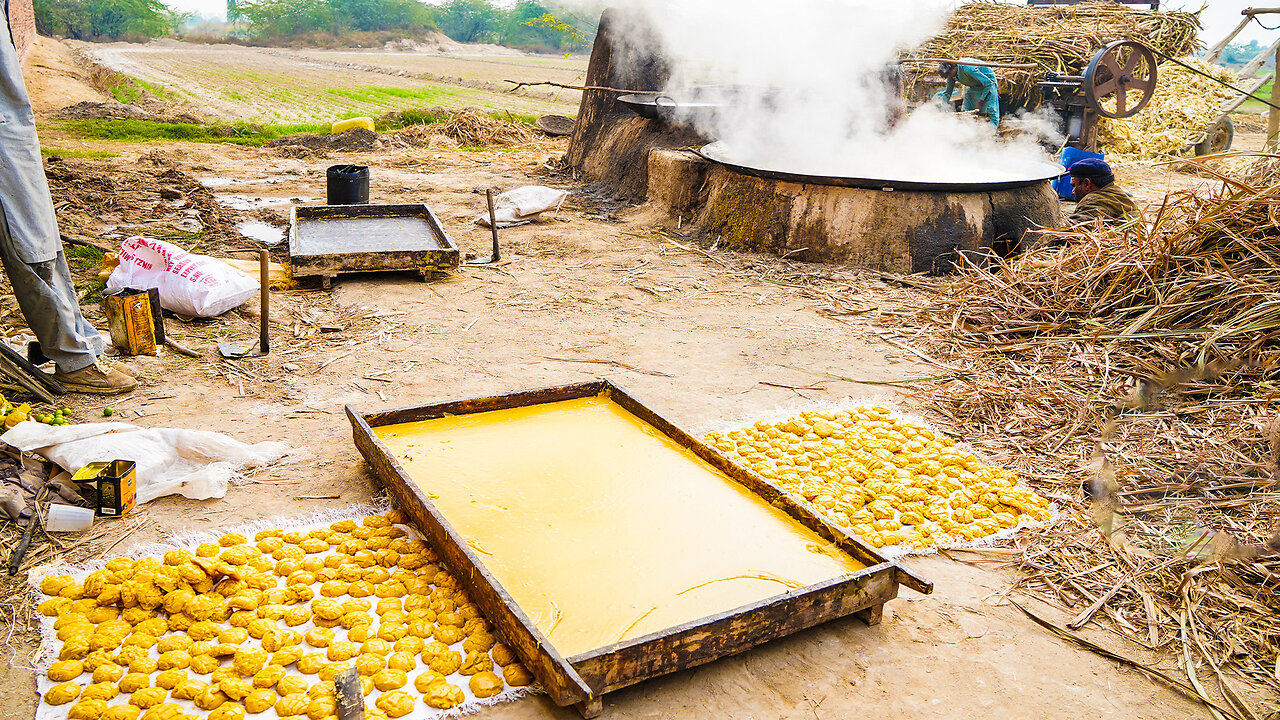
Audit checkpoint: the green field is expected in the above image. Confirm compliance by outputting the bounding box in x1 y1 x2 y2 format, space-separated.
1234 81 1274 114
80 43 586 124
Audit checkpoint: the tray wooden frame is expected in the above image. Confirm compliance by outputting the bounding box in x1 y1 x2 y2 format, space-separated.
347 380 931 717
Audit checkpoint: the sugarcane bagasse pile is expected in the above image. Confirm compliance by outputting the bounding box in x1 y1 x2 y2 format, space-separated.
706 407 1052 551
33 511 532 720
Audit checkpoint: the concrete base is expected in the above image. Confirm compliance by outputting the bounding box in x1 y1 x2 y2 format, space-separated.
647 149 1062 274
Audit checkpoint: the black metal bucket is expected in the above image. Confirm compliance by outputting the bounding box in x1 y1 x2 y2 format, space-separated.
327 164 370 205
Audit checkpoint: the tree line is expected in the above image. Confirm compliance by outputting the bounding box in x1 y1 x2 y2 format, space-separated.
33 0 595 51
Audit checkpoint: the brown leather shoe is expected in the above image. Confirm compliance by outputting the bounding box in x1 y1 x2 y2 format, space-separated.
53 362 137 395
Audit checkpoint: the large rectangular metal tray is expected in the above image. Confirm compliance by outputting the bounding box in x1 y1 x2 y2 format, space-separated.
289 203 460 287
347 381 931 717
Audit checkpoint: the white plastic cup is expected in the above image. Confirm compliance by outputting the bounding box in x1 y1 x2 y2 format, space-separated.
44 505 94 532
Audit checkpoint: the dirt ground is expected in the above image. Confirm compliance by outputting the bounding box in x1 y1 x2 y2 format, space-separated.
0 36 1251 720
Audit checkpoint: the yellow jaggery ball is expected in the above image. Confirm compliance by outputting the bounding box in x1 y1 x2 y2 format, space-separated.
209 702 245 720
503 662 534 686
304 627 335 648
252 665 286 689
270 647 303 667
171 680 207 702
433 624 464 645
60 637 92 661
102 705 142 720
296 653 326 675
190 654 222 674
82 682 120 702
153 670 187 691
93 663 126 684
306 696 336 720
420 678 465 709
194 686 230 711
130 687 167 709
48 659 84 682
372 668 407 691
276 693 308 716
275 676 307 696
469 670 504 698
232 648 268 676
283 606 311 627
490 643 517 667
68 699 109 720
346 626 371 643
355 653 386 676
244 689 277 714
219 677 253 701
155 651 190 671
318 662 352 682
386 651 415 672
426 649 462 676
459 650 493 676
41 574 77 596
375 690 415 718
309 599 342 622
119 673 150 694
38 596 72 617
44 681 82 705
139 704 182 720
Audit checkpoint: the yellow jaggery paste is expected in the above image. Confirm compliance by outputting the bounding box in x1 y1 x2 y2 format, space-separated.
374 396 864 656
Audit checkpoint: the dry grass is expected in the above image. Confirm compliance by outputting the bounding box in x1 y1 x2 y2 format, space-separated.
909 1 1201 102
438 109 536 147
889 154 1280 718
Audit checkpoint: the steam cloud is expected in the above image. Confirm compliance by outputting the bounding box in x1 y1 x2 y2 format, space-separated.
589 0 1062 184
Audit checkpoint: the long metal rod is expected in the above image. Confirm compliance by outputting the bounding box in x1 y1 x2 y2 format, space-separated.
485 189 500 263
259 250 270 355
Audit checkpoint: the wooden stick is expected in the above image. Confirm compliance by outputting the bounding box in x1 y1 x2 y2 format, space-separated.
505 80 643 93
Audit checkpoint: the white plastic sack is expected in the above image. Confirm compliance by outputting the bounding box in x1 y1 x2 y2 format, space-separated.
474 186 570 228
1 421 290 504
107 236 260 317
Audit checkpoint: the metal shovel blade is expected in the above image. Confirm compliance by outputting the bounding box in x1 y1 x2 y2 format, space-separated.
334 667 365 720
217 341 260 359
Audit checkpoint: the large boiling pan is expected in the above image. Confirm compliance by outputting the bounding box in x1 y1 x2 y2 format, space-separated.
694 141 1066 193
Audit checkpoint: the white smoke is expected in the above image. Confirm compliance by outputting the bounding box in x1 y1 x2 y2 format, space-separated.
587 0 1062 184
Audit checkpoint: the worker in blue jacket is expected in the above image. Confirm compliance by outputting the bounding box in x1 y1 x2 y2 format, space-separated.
937 61 1000 128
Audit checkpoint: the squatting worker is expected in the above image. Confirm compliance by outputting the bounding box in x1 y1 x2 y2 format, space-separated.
0 9 135 393
1067 158 1137 226
937 61 1000 128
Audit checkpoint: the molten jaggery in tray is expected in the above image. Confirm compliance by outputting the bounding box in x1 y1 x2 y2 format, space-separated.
373 396 865 657
350 381 925 715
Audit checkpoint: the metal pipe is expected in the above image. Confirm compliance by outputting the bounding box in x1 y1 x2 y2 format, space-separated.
259 250 270 355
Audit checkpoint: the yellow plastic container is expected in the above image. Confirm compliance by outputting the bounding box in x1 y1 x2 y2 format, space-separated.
331 117 375 134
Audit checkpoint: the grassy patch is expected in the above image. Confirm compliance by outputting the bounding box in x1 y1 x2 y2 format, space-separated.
41 147 119 159
1236 83 1275 114
376 108 541 132
66 244 106 269
326 84 464 105
59 119 328 146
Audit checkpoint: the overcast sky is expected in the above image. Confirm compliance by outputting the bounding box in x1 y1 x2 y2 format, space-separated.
167 0 1275 45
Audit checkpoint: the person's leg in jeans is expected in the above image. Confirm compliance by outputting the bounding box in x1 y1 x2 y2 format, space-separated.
0 202 134 393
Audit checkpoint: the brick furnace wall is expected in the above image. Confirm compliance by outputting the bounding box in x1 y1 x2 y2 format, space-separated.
9 0 36 64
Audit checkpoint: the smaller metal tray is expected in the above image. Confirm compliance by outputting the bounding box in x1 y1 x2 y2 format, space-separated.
289 204 460 287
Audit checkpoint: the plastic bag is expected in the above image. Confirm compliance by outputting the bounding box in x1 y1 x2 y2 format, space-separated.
474 186 570 228
107 236 260 317
0 421 291 504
